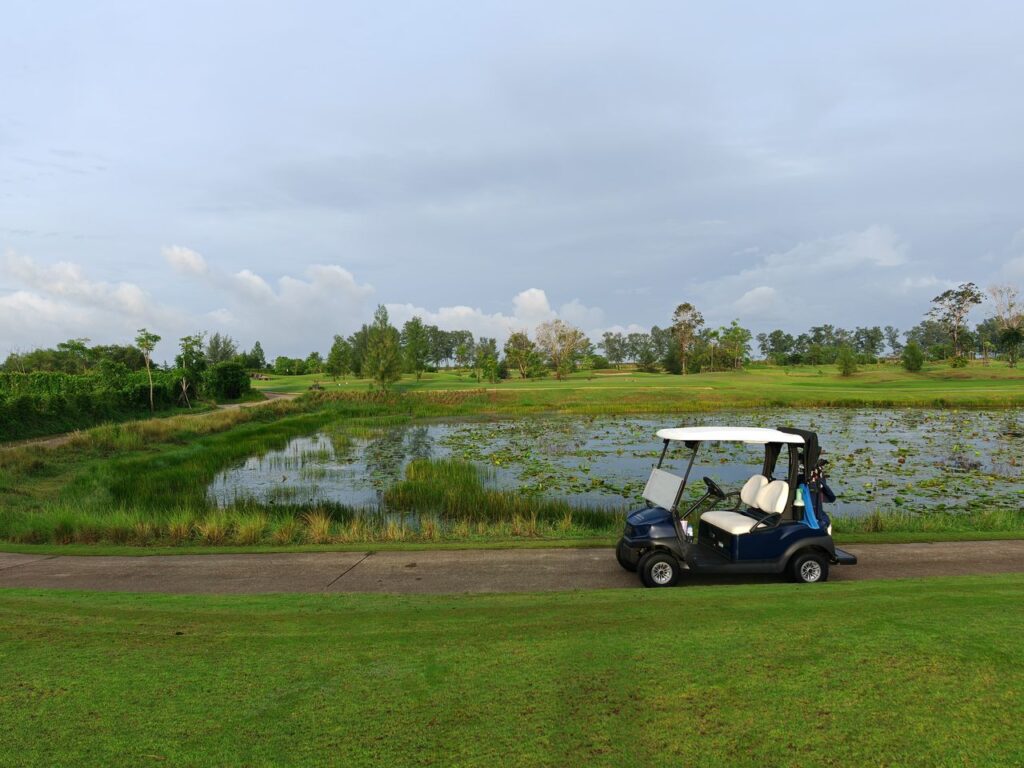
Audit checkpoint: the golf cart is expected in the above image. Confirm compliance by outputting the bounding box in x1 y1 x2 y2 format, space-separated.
616 426 857 587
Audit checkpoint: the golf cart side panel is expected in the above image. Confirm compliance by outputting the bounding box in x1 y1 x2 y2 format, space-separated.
736 524 835 561
696 521 834 571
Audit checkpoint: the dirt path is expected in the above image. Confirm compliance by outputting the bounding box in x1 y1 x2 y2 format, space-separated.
1 540 1022 595
0 391 298 452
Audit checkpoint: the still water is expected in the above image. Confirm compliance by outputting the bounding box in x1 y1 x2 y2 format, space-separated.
208 409 1024 517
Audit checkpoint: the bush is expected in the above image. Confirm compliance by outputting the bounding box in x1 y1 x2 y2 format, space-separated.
206 361 251 400
902 341 925 372
949 356 969 368
836 346 858 377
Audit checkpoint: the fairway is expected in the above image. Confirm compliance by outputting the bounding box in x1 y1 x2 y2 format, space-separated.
1 575 1022 767
253 363 1024 409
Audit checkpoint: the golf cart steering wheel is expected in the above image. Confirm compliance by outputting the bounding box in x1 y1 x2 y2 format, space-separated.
702 476 726 500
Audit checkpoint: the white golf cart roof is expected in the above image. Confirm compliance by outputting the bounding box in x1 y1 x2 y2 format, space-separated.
655 426 805 445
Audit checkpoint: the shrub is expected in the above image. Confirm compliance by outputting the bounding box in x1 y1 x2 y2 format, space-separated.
206 361 251 400
836 346 858 377
902 341 925 372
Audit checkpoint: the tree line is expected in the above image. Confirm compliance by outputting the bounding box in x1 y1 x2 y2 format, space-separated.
3 281 1022 406
0 330 258 440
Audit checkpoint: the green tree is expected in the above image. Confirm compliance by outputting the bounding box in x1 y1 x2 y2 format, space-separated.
304 351 324 374
503 331 537 378
325 335 352 378
883 326 903 358
901 341 925 372
671 303 704 375
55 338 91 373
175 333 207 408
205 332 238 365
473 337 498 382
600 331 626 369
401 317 430 380
248 341 267 370
348 326 370 377
628 333 658 372
929 282 983 359
1000 327 1023 367
662 341 682 374
853 326 885 361
720 320 752 369
836 345 858 377
364 305 402 390
134 328 161 413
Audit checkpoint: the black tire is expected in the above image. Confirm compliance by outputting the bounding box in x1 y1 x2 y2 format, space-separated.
638 551 681 588
615 538 637 572
789 551 830 584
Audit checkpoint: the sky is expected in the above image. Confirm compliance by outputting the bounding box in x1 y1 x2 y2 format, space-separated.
2 0 1023 361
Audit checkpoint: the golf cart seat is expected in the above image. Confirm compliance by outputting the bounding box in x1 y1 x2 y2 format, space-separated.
700 479 790 536
700 510 759 535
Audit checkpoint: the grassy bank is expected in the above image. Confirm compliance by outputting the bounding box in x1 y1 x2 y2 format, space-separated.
3 388 1024 549
2 575 1022 766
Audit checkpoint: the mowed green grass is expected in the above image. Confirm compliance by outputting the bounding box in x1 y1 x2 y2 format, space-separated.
255 362 1024 408
2 576 1023 767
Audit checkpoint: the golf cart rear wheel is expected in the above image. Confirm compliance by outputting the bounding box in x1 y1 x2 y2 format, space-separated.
789 551 829 584
615 538 637 572
638 551 681 588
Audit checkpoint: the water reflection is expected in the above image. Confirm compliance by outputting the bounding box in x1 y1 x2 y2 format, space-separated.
208 409 1024 517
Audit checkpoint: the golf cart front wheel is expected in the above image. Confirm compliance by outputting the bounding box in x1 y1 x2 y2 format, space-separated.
789 552 830 584
615 538 637 572
638 551 681 588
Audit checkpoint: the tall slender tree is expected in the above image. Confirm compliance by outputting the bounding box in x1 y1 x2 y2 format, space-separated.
671 303 704 375
175 333 206 408
363 305 402 390
326 335 353 378
401 317 430 380
134 328 161 412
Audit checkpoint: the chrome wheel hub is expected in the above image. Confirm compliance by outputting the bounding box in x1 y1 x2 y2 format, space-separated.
800 561 822 582
651 561 674 585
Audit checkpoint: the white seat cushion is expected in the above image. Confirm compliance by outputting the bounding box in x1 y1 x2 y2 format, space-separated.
700 510 757 535
755 480 790 514
740 474 768 507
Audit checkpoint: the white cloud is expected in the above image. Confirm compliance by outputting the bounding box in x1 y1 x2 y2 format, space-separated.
3 250 151 315
694 227 932 329
733 286 780 317
0 250 188 358
164 248 376 354
162 245 208 276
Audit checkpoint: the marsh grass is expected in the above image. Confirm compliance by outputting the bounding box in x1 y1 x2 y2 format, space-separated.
303 510 334 544
195 513 230 545
234 513 268 545
833 507 1024 534
384 458 620 531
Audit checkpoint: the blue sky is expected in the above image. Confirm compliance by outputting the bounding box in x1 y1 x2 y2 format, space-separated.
2 1 1023 359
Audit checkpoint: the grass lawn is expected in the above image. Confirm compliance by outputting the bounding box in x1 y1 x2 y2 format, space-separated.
1 575 1022 767
254 361 1024 408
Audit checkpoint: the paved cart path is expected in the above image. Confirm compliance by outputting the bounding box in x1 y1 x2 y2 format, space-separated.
1 540 1022 595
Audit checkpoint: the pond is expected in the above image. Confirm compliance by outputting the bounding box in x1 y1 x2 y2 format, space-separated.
207 409 1024 517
